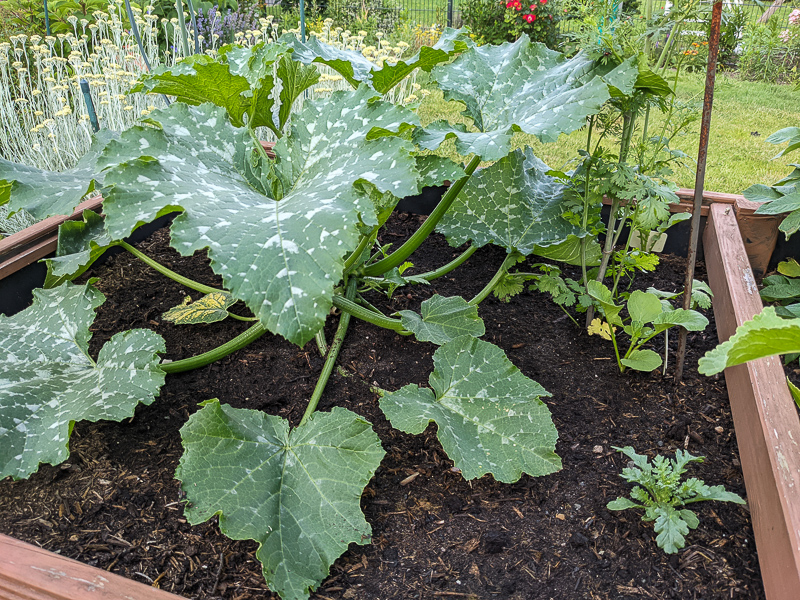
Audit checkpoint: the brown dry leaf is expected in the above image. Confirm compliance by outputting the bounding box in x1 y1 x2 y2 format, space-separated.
468 563 481 578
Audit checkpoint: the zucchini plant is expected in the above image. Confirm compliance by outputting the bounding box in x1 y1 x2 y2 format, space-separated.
0 32 641 600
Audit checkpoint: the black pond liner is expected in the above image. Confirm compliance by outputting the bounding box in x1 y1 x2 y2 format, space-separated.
0 213 175 317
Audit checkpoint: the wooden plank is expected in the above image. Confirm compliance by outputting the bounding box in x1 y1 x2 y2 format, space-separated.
704 202 800 600
0 235 57 280
0 534 181 600
676 187 743 204
0 196 103 258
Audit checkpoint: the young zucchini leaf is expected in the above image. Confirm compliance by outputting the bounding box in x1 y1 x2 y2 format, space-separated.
0 283 165 480
398 295 485 345
379 336 560 482
177 401 385 600
281 27 471 94
699 307 800 375
162 292 236 325
436 148 589 259
131 43 313 135
416 38 638 161
98 89 420 346
0 130 116 221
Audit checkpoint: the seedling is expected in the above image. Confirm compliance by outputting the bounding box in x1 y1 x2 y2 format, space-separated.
607 446 746 554
586 281 708 372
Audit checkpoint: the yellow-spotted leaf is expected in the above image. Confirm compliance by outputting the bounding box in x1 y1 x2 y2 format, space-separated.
162 292 236 325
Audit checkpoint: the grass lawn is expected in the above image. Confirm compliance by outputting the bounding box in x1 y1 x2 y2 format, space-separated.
417 70 800 194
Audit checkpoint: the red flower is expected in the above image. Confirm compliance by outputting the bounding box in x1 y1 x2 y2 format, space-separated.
524 13 534 22
540 0 547 4
516 4 521 10
530 3 536 8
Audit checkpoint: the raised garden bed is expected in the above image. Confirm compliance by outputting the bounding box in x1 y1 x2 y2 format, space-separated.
0 208 768 600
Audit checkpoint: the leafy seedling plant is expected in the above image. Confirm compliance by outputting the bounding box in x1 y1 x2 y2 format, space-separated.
585 280 708 373
1 30 662 600
607 446 745 554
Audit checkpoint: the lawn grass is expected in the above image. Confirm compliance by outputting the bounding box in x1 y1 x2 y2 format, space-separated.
416 70 800 194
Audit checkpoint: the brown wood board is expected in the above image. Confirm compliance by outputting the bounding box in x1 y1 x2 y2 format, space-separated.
704 202 800 600
0 533 181 600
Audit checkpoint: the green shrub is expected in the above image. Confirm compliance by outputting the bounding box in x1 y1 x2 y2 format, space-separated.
739 20 799 83
461 0 559 47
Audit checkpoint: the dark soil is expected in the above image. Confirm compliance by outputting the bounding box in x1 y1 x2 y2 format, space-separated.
0 213 763 599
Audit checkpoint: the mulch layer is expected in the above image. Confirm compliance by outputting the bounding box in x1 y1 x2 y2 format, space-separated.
0 212 763 599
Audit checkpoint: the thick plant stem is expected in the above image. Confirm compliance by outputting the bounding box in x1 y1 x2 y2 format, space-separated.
332 295 407 332
315 329 328 357
580 116 595 286
363 155 482 277
161 322 267 374
121 241 220 295
469 254 517 306
344 228 377 274
175 0 191 58
299 281 356 427
611 207 641 298
417 245 477 281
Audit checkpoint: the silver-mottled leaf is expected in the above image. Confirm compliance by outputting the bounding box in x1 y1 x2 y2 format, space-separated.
379 336 560 482
436 148 586 255
177 401 384 600
0 283 165 479
281 28 470 94
43 209 116 288
398 295 485 345
417 37 635 160
0 130 116 220
101 91 420 346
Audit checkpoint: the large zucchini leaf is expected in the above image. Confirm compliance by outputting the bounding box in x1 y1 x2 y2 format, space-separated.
0 130 116 220
98 89 420 346
699 307 800 375
436 147 590 258
415 37 638 160
281 28 471 94
0 283 165 480
379 335 561 482
132 43 319 135
177 401 384 600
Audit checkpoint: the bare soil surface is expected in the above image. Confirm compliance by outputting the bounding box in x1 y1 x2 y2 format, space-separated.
0 212 763 599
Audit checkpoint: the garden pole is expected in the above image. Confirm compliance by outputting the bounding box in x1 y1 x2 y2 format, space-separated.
674 0 723 383
186 0 200 54
300 0 306 42
447 0 454 27
43 0 51 36
79 79 100 133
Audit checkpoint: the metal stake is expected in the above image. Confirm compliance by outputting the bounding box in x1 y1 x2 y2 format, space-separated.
674 0 723 383
300 0 306 42
79 79 100 133
44 0 51 36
